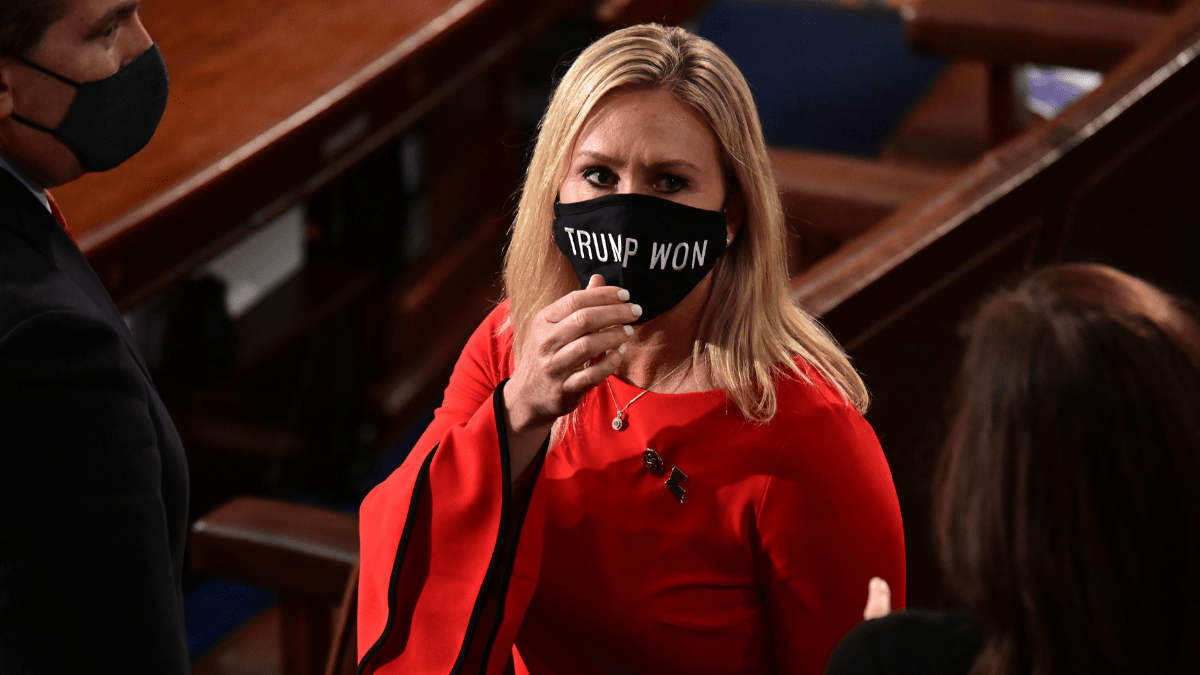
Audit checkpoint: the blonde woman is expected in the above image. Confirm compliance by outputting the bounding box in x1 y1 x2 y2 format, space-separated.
358 24 905 675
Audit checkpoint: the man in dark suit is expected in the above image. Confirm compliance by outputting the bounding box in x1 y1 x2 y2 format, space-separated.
0 1 189 671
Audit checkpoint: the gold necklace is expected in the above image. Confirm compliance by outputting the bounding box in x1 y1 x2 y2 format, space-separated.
606 359 689 431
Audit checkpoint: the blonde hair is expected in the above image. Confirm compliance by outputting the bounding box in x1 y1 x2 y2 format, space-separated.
504 23 868 420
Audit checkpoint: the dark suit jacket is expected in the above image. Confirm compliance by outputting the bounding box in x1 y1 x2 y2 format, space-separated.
0 170 190 673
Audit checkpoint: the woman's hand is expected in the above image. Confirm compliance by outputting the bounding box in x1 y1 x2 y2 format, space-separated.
502 274 640 477
863 577 892 620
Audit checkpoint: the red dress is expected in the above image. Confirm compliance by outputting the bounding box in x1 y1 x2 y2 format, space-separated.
358 303 905 674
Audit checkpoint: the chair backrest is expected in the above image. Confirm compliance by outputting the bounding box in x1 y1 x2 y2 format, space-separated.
191 496 360 675
792 0 1200 605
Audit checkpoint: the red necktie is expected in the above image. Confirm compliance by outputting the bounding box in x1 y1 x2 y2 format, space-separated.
44 190 76 242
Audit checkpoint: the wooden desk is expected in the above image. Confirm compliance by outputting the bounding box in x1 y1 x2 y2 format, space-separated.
55 0 573 310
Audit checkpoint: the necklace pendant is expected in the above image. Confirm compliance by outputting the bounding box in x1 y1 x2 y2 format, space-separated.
612 413 624 431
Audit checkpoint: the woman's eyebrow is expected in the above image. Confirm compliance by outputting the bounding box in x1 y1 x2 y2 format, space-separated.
646 159 702 173
577 151 701 173
578 151 624 167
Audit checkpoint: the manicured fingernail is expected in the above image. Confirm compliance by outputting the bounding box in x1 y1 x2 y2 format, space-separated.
623 325 634 336
618 344 627 355
631 304 643 317
617 289 630 301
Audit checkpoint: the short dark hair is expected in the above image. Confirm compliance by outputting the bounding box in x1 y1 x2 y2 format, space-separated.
0 0 63 58
934 263 1200 675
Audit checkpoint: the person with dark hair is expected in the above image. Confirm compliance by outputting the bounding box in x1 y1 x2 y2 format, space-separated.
827 262 1200 675
0 1 188 672
0 0 62 59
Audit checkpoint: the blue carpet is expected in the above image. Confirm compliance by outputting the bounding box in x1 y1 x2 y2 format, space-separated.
185 578 276 662
698 0 946 156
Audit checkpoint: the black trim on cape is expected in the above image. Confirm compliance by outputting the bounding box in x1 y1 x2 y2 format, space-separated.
447 383 517 674
476 444 548 672
358 446 438 673
358 379 549 674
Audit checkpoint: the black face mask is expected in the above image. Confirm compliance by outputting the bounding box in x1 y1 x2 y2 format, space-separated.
553 193 728 323
12 44 169 172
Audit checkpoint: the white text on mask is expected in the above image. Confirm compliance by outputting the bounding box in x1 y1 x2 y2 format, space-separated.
561 228 709 270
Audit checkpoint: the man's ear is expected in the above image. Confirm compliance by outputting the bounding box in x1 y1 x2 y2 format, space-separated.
724 190 745 245
0 59 15 120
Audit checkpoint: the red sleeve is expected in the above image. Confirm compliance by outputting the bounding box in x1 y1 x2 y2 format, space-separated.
757 387 906 675
357 303 546 675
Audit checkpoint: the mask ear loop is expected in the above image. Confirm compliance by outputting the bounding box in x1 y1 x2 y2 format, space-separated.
15 57 82 87
9 112 57 134
721 191 735 247
8 58 82 134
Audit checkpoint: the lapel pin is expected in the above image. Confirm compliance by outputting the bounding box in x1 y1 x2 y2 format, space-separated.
643 449 665 476
665 466 687 503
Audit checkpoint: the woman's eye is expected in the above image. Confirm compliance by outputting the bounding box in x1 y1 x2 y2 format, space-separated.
582 168 615 188
656 175 687 193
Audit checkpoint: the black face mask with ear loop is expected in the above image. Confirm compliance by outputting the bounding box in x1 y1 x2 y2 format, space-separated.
552 193 729 323
11 44 169 172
